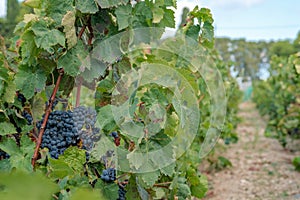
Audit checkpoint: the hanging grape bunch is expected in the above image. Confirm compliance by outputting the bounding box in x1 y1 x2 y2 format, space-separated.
37 105 100 159
73 106 100 151
37 110 79 159
22 110 33 125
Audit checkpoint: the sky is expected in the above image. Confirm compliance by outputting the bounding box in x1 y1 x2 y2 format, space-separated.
0 0 300 41
175 0 300 41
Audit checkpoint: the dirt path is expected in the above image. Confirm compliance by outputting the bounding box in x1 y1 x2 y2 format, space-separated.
202 102 300 200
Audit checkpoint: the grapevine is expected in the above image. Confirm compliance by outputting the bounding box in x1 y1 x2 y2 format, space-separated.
253 52 300 147
0 0 242 199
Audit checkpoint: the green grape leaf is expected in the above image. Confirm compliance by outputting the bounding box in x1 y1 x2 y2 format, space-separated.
31 20 65 53
48 158 75 179
153 187 165 199
164 112 179 137
199 7 214 23
164 0 177 8
160 162 175 177
186 25 200 41
201 22 214 48
127 151 145 170
176 68 200 95
96 0 129 8
0 138 20 154
90 137 115 162
62 11 77 49
81 56 108 82
102 183 119 199
125 176 141 200
158 8 175 28
115 4 132 30
190 176 208 198
32 93 46 122
20 31 39 66
0 159 11 173
58 41 87 77
92 36 123 64
9 152 33 173
0 136 34 172
96 105 117 132
0 122 17 135
58 147 86 173
14 67 47 99
95 180 119 200
133 1 153 25
141 87 169 107
0 60 9 81
0 171 59 200
136 180 150 200
46 0 74 26
59 75 75 96
292 156 300 171
177 183 191 199
47 148 86 179
75 0 98 14
20 134 35 158
190 7 214 48
137 170 160 187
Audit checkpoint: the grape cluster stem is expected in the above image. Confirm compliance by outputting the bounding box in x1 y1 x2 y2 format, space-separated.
31 68 64 168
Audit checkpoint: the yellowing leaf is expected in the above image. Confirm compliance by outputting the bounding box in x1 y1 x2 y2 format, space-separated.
295 64 300 74
62 11 77 49
152 6 164 23
23 14 38 23
23 0 41 8
3 80 16 103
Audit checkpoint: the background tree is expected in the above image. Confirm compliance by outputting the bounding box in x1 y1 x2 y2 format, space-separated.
0 0 32 43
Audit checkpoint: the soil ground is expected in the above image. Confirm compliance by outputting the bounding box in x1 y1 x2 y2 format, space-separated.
201 102 300 200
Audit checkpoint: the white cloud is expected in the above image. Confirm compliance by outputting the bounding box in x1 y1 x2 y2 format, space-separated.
0 0 6 18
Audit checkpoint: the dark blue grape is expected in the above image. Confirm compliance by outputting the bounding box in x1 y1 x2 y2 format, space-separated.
17 92 26 106
46 99 59 110
117 183 127 200
110 131 118 138
0 149 10 160
100 168 116 182
22 111 33 125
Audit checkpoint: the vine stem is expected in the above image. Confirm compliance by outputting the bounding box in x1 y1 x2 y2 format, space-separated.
31 69 64 168
116 173 129 180
153 182 172 189
153 181 172 186
75 76 83 107
87 16 94 46
78 25 86 39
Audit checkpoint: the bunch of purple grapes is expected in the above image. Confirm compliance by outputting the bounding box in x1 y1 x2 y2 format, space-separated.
100 168 116 182
38 110 79 159
73 106 100 151
117 182 127 200
22 111 33 125
38 106 100 159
